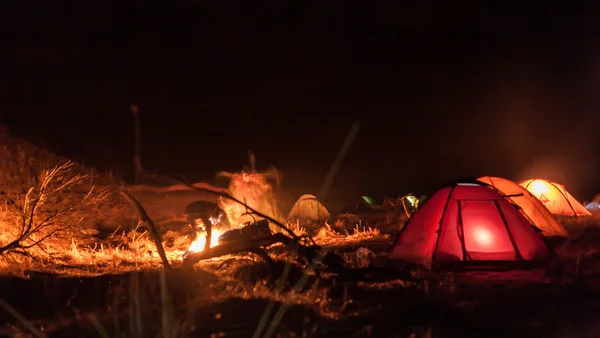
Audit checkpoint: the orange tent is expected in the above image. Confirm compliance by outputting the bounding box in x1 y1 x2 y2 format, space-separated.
389 180 552 269
477 176 569 238
519 179 591 217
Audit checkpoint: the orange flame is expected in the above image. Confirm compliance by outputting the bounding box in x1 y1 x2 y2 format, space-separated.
187 229 222 254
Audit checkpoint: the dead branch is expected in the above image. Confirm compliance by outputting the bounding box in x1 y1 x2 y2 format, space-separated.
119 191 171 271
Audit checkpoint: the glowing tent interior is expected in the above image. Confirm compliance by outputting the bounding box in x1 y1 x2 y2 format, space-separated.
519 179 591 217
477 176 569 238
389 180 552 269
287 194 330 223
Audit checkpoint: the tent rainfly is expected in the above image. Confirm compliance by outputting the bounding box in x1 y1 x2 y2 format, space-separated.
519 179 591 217
477 176 569 238
287 194 330 223
389 179 552 269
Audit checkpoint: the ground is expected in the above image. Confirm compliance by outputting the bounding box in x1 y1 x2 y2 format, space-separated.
2 134 600 337
1 220 600 338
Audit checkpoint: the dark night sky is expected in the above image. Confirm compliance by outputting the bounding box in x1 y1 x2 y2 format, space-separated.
2 1 600 202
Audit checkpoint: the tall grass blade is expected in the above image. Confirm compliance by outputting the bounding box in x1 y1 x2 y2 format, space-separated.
160 268 174 338
253 244 298 338
317 121 360 200
89 314 110 338
261 248 329 338
0 297 46 338
134 273 143 338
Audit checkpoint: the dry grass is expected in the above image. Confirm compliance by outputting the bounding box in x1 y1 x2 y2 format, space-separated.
0 222 389 278
0 218 395 336
2 216 600 337
9 217 600 337
0 130 178 275
312 223 389 247
0 230 177 277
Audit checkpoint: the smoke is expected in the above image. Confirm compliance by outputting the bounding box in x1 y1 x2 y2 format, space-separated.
472 57 599 200
517 155 571 186
515 139 596 200
218 171 285 228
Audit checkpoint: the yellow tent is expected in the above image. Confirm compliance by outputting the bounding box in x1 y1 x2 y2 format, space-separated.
478 176 569 237
519 178 591 217
287 194 330 223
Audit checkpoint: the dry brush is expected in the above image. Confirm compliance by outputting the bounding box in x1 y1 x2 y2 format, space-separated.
0 161 110 258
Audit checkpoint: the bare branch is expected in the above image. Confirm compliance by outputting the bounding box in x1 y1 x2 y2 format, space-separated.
0 160 107 257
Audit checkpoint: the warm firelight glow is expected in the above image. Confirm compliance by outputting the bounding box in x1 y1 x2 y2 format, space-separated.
473 227 493 247
530 180 549 195
187 229 222 254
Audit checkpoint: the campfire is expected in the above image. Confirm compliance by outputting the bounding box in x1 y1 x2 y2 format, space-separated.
180 154 286 258
185 213 226 255
187 228 222 254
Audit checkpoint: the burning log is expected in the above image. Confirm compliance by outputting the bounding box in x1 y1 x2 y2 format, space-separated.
217 219 272 245
182 232 346 271
181 234 286 267
183 233 290 264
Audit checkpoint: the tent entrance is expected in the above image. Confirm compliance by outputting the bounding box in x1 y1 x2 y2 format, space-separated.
436 200 522 262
